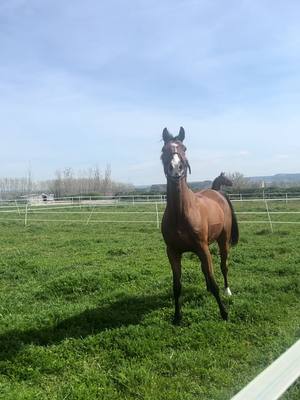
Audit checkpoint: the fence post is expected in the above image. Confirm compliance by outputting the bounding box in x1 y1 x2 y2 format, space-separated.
155 202 160 229
265 199 273 233
86 206 95 225
15 200 21 216
24 203 28 226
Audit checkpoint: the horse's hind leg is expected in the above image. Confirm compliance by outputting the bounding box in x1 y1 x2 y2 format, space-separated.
198 244 228 321
218 238 232 297
166 247 182 324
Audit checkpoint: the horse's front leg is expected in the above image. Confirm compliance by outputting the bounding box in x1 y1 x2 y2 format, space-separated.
166 247 182 324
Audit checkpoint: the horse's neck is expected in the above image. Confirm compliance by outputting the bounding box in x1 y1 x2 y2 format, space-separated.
166 179 191 221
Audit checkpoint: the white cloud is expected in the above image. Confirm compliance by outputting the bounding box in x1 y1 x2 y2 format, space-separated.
1 1 300 184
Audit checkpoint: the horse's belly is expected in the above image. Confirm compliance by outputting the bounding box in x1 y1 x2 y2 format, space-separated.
162 226 198 252
208 222 223 243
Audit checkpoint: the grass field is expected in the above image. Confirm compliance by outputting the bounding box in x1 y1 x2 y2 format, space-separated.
0 201 299 399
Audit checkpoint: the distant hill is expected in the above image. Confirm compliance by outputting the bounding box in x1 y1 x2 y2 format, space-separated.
138 173 300 193
248 173 300 184
149 180 212 193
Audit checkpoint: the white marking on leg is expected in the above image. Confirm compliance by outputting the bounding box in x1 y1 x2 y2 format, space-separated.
224 287 232 296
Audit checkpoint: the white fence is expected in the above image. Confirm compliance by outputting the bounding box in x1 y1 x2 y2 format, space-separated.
1 195 300 229
231 339 300 400
2 191 300 204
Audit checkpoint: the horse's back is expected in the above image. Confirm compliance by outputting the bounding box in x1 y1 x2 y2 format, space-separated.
195 189 227 206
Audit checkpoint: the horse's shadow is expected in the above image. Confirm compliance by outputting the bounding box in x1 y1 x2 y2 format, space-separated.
0 292 170 362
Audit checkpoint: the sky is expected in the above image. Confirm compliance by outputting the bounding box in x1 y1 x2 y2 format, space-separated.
1 0 300 185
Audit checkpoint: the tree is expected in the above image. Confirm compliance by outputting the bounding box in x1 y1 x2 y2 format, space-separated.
102 164 112 195
227 172 250 190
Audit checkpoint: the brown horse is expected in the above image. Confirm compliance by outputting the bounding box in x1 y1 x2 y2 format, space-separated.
161 127 239 323
212 172 233 191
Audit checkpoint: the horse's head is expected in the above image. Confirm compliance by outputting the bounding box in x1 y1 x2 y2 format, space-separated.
161 127 191 181
219 172 233 187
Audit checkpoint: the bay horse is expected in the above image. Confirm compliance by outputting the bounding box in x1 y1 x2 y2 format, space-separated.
212 172 233 191
161 127 239 323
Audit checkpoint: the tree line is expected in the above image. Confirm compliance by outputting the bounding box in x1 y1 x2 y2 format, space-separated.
0 165 134 199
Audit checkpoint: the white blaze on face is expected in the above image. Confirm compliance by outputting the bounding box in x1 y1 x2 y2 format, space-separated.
170 154 182 176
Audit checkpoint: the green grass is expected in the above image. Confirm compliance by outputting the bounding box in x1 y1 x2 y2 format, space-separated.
0 203 299 399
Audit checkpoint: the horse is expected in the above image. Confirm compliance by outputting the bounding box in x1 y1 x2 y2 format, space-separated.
161 127 239 323
212 172 233 191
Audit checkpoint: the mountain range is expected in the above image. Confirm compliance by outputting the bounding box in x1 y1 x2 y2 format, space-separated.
142 173 300 193
248 173 300 183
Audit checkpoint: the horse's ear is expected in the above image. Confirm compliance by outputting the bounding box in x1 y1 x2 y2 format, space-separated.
162 128 173 143
176 127 185 142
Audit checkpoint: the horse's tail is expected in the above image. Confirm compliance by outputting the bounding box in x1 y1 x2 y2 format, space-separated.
221 192 239 246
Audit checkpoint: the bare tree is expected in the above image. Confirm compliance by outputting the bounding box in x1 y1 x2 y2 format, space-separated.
102 164 112 195
0 164 134 199
50 170 63 198
227 172 250 190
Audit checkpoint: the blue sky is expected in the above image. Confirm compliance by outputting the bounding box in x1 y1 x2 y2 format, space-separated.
1 0 300 185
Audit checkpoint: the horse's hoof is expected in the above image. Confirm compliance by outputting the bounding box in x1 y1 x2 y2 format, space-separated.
221 310 228 321
224 287 232 297
172 314 182 325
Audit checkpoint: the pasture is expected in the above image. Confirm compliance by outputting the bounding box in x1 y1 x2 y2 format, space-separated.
0 200 299 399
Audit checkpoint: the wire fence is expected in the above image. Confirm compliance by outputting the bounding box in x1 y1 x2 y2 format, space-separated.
2 191 300 205
0 195 300 230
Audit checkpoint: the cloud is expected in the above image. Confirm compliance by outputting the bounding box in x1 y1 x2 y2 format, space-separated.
277 154 289 160
237 150 250 156
1 1 300 184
